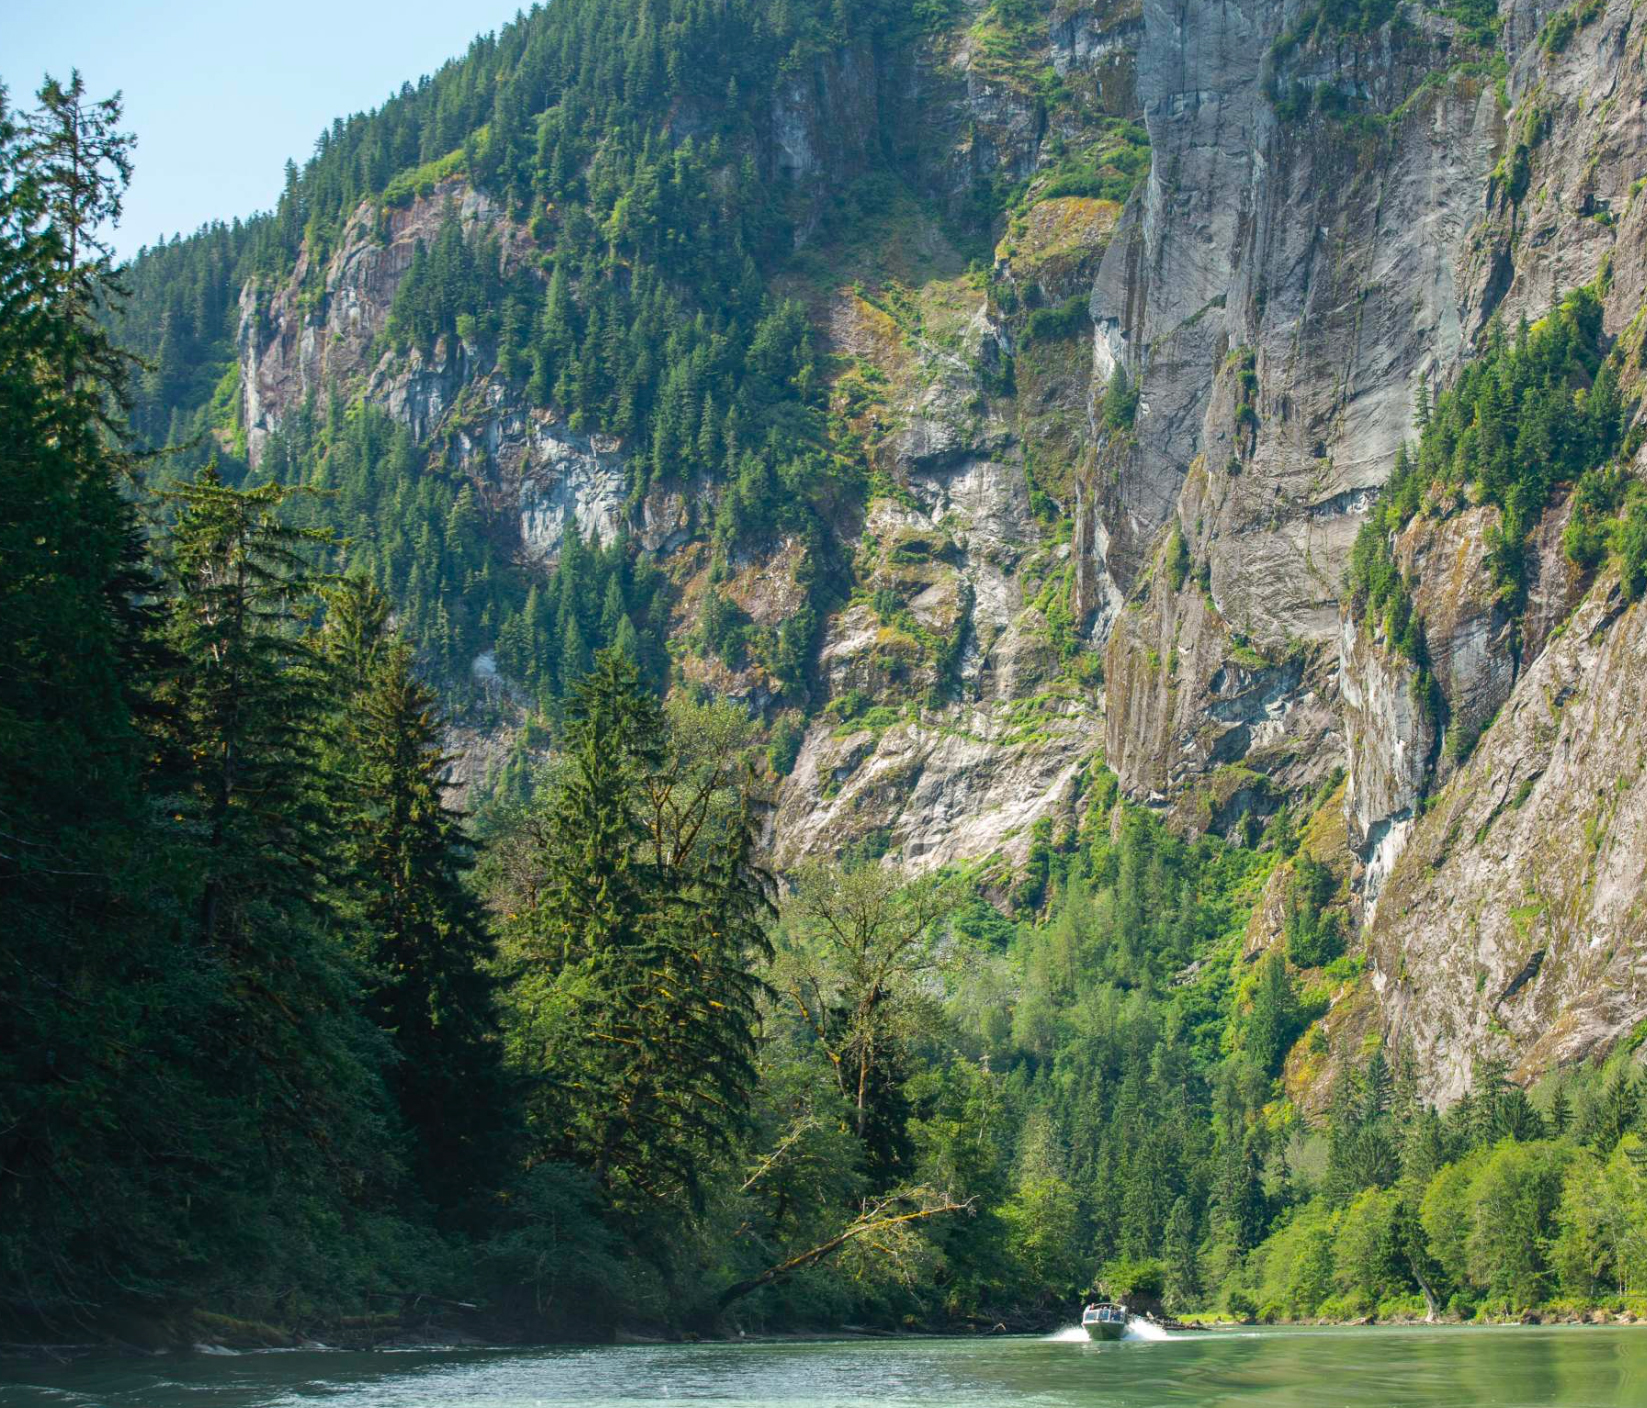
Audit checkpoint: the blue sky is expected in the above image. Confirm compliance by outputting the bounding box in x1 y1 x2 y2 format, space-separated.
3 0 514 261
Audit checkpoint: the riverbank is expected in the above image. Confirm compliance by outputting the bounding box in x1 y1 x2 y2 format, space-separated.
6 1300 1644 1364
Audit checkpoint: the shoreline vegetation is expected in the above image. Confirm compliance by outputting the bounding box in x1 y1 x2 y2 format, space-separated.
5 1304 1646 1363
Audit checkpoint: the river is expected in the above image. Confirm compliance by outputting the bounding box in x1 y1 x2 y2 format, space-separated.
3 1324 1644 1407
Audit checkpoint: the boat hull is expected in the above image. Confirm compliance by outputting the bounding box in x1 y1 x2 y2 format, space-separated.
1083 1317 1127 1341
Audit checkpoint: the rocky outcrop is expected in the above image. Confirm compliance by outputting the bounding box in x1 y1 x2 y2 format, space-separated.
1090 0 1500 816
238 181 531 466
770 290 1105 869
1462 0 1647 342
1339 609 1434 916
1341 488 1598 914
237 183 646 569
1104 528 1340 834
772 697 1094 874
217 0 1647 1104
1354 574 1647 1103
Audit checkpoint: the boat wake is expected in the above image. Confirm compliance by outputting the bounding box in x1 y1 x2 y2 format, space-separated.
1047 1320 1174 1343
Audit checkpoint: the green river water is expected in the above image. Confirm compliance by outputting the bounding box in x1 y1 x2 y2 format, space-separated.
3 1325 1644 1407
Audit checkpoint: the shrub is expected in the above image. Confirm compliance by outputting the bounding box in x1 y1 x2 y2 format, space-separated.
1166 523 1191 592
767 712 806 776
1616 485 1647 602
1025 295 1090 343
1102 363 1139 430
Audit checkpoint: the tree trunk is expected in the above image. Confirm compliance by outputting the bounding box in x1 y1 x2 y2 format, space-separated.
1411 1258 1441 1323
716 1197 970 1311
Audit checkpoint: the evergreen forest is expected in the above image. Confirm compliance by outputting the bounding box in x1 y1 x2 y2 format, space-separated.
8 0 1647 1353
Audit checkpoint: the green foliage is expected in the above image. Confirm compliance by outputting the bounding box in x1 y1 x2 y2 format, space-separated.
1027 121 1151 205
1099 1256 1166 1301
1024 294 1089 343
323 578 513 1212
119 0 898 719
28 5 1647 1346
1345 448 1425 664
1360 291 1623 605
1351 288 1629 697
698 585 753 669
266 400 528 702
1102 362 1140 432
2 74 197 1321
767 711 807 776
1562 462 1626 568
494 522 671 714
494 655 774 1208
1284 855 1343 968
1165 522 1191 593
1539 0 1600 55
1616 483 1647 602
1315 0 1401 36
1440 0 1502 48
912 0 965 32
1 88 511 1323
1233 1045 1647 1320
385 198 511 354
1229 346 1259 438
1243 952 1303 1077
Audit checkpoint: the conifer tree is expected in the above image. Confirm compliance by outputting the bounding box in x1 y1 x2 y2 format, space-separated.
0 74 168 1318
1163 1196 1201 1309
326 580 512 1213
499 652 773 1206
150 467 400 1244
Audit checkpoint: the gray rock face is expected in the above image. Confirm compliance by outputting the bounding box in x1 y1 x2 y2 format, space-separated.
1051 1 1144 83
1339 608 1433 916
238 181 527 467
1091 0 1499 819
1465 0 1647 339
1071 0 1647 1098
220 0 1647 1104
509 421 629 562
770 372 1102 871
1333 0 1647 917
1323 0 1647 1095
772 700 1093 875
1084 0 1269 611
1363 578 1647 1104
1104 527 1340 833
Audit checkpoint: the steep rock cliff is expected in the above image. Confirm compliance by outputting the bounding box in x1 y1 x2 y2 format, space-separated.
230 2 1145 872
1354 572 1647 1103
201 0 1647 1101
1309 0 1647 1093
1094 0 1502 829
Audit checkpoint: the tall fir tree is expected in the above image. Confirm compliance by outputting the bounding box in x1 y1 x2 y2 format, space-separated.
499 651 772 1207
150 468 403 1280
324 577 513 1214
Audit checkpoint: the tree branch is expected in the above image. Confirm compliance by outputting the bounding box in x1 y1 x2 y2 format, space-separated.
715 1193 973 1310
